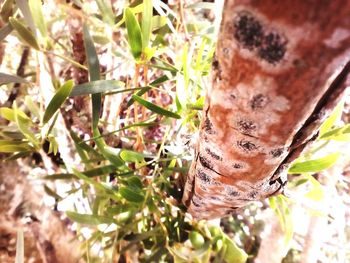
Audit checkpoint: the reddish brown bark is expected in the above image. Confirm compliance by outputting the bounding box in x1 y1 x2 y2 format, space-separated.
183 0 350 219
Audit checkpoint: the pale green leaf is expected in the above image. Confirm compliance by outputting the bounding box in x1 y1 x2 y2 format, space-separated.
43 80 74 124
124 7 142 59
9 17 40 50
28 0 47 37
288 152 341 174
70 80 125 96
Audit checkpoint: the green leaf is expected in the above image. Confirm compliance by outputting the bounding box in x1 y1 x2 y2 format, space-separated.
0 140 34 152
126 176 143 189
66 211 114 225
132 94 181 119
304 175 324 201
151 15 166 31
119 187 144 203
320 124 350 141
96 0 115 26
28 0 47 37
288 152 341 174
43 184 62 200
0 72 29 85
103 146 125 167
0 23 13 42
120 149 145 163
223 237 248 263
82 24 100 127
142 0 152 50
126 74 169 108
189 231 205 249
124 7 143 59
70 80 125 96
16 0 36 34
319 100 344 137
15 229 24 263
0 107 31 123
13 104 38 148
9 17 40 50
43 80 74 124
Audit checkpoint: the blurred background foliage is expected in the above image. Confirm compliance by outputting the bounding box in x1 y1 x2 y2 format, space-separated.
1 0 350 262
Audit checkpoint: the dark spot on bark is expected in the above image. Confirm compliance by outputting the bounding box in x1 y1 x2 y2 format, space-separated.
251 94 269 110
249 191 258 199
230 94 236 99
192 199 201 207
204 117 215 134
199 155 213 169
237 119 257 134
233 163 243 169
234 12 263 50
205 148 222 161
234 11 287 64
223 47 230 54
270 148 284 158
258 32 287 63
210 196 220 200
212 59 219 69
197 169 211 183
237 140 258 152
226 188 240 197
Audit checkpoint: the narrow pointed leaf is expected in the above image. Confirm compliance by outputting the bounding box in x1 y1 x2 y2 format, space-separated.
16 0 36 34
70 80 125 96
28 0 47 37
142 0 152 49
43 80 74 124
0 72 28 85
119 187 144 203
132 94 181 119
9 17 40 50
124 7 142 59
319 100 344 136
288 152 341 174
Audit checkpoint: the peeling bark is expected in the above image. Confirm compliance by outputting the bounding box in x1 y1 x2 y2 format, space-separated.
183 0 350 219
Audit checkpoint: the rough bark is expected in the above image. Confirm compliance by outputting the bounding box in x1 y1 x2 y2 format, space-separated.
183 0 350 219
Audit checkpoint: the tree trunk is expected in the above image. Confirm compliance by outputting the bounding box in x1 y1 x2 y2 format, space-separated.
183 0 350 219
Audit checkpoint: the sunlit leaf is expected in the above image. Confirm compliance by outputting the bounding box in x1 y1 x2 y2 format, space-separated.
142 0 152 49
66 211 114 225
96 0 115 25
16 0 36 34
319 100 344 137
43 80 74 124
304 175 324 201
124 7 142 59
28 0 47 37
9 17 40 50
288 152 341 174
223 237 248 263
132 94 181 119
120 149 145 163
70 80 125 96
